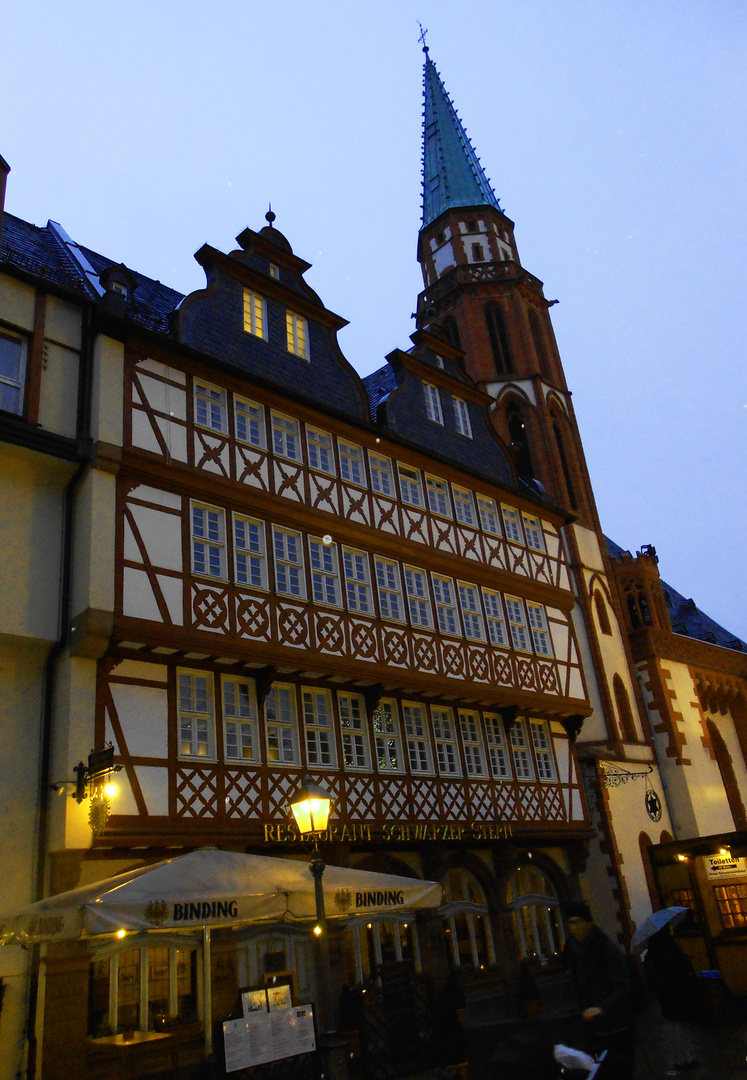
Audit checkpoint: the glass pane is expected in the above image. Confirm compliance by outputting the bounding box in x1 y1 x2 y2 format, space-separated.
148 947 170 1028
453 912 473 968
379 922 397 965
176 948 198 1021
474 914 491 968
88 958 110 1036
117 949 141 1029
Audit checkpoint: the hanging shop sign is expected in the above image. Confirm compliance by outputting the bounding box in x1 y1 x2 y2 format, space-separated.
262 821 514 844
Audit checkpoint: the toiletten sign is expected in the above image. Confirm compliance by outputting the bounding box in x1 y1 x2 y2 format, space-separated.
704 854 747 880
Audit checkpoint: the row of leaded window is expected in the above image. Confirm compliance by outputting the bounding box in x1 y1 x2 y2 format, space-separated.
192 380 546 550
191 503 553 655
177 670 558 781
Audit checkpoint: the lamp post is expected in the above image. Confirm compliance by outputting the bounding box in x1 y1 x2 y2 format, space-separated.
289 777 347 1080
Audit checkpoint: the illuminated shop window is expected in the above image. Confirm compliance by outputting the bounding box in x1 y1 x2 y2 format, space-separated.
87 943 198 1036
440 868 494 970
506 864 564 963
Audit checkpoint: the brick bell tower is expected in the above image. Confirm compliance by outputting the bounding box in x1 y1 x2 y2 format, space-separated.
415 45 598 529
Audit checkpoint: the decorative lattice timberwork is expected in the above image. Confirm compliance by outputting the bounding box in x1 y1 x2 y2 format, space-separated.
224 771 263 819
466 646 491 682
516 657 537 690
349 619 379 662
313 611 346 655
441 640 466 678
236 594 272 640
266 771 302 818
493 652 514 685
541 785 566 821
176 768 219 818
409 781 439 821
382 627 409 668
439 781 467 819
194 430 230 477
411 635 438 673
378 778 411 818
345 775 378 821
273 460 304 502
401 508 428 545
276 602 309 648
518 784 542 821
341 485 371 526
467 782 495 821
235 445 269 489
431 518 458 555
493 783 518 820
371 496 400 535
308 472 339 515
192 585 230 633
538 662 558 693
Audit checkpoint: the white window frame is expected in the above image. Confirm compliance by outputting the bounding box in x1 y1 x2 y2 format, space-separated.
527 602 553 656
308 537 341 607
222 676 259 762
402 702 433 774
234 397 266 448
191 503 226 579
374 557 406 623
501 506 524 545
458 582 485 641
233 515 267 589
459 710 487 778
342 547 372 614
286 311 309 359
302 687 337 768
177 670 216 760
404 566 433 629
0 328 27 415
510 719 535 779
272 526 306 598
432 574 461 636
423 382 444 424
522 513 545 552
482 589 507 647
426 475 452 518
338 440 365 486
452 397 473 438
373 699 404 773
529 719 557 781
306 426 335 475
338 692 370 770
265 684 300 765
452 486 476 527
477 496 501 536
243 289 268 340
431 706 461 776
369 451 394 497
397 463 424 508
505 596 531 652
194 380 227 434
271 411 302 461
484 714 512 778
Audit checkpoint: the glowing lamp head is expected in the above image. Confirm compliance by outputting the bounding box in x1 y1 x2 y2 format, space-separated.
677 854 688 862
313 924 322 937
104 782 118 798
117 929 126 939
289 777 332 836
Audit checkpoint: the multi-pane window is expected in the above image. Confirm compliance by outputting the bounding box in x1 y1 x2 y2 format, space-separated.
404 566 432 629
432 575 460 636
510 720 535 779
527 603 553 656
477 496 501 535
505 597 530 651
459 711 486 777
423 382 444 424
402 702 432 773
222 677 258 762
234 516 266 588
484 714 512 778
373 699 403 772
426 475 451 518
194 381 227 433
522 514 545 552
192 504 226 578
398 464 423 507
453 397 473 438
0 329 27 415
369 452 394 497
302 688 336 767
308 538 340 606
338 692 369 769
374 557 405 622
265 684 299 764
307 427 335 474
482 589 507 646
286 311 309 359
271 412 301 461
530 720 556 780
273 527 305 597
458 583 484 640
452 486 476 526
440 868 494 971
178 671 214 758
338 440 365 485
502 506 524 545
507 866 563 963
235 397 265 447
342 548 372 613
243 290 267 339
432 707 461 775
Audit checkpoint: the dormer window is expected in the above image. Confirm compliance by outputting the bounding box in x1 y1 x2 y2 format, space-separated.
286 311 309 359
269 263 279 280
243 290 267 340
111 280 128 298
423 382 443 425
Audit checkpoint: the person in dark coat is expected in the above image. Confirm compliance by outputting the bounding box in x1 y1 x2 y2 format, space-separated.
562 901 635 1080
642 926 708 1075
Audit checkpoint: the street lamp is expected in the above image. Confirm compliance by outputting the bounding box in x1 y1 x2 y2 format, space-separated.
289 777 347 1080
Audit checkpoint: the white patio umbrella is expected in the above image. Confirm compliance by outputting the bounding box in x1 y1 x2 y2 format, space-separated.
630 906 690 954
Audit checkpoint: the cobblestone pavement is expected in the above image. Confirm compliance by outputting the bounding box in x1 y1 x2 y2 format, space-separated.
633 1002 747 1079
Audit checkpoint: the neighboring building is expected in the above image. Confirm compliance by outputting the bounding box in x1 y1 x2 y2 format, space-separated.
0 45 744 1080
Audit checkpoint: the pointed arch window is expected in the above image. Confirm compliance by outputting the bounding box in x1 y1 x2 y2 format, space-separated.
612 674 637 742
440 317 461 350
594 591 612 636
506 402 534 481
528 307 550 378
485 303 513 375
552 416 578 510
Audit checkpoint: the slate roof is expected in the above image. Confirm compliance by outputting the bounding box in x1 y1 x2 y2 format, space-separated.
605 537 746 652
421 52 502 229
363 363 398 419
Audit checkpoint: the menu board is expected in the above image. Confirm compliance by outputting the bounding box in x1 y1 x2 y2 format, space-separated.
223 989 315 1072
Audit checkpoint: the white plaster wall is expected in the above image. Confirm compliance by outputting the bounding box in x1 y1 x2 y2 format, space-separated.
569 601 608 742
571 525 605 573
48 654 98 852
38 342 80 438
91 334 124 446
706 706 747 803
71 468 116 621
45 296 82 349
0 272 35 329
432 242 455 277
583 568 643 742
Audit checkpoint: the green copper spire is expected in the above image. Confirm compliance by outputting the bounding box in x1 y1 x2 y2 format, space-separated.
421 49 502 229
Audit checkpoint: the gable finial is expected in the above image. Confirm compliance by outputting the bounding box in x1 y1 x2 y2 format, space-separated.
418 21 429 54
265 203 276 227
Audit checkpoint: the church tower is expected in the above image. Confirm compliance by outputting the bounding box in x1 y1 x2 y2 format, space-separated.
415 46 597 530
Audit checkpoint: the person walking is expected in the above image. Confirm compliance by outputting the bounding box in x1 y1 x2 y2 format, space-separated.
562 901 635 1080
642 925 708 1076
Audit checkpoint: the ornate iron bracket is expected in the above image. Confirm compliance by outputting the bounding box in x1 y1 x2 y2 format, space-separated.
598 762 653 788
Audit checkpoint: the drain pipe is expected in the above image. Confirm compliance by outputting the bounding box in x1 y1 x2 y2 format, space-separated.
25 303 95 1080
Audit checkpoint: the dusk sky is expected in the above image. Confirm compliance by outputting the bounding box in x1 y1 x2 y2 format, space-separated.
3 1 745 639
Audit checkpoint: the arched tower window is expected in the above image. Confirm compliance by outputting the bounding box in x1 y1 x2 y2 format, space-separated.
506 402 534 482
707 719 747 830
506 863 563 963
528 308 550 378
485 303 513 376
613 674 637 742
623 584 652 630
594 592 612 636
440 867 494 970
440 317 461 351
552 416 578 511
